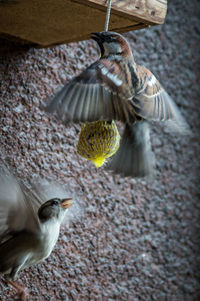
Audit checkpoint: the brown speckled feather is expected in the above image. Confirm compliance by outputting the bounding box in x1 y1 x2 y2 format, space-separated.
132 66 184 123
97 59 136 99
46 59 137 124
45 31 189 178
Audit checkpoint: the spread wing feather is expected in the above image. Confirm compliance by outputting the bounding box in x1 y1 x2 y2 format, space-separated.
133 66 188 132
45 61 134 123
46 60 188 133
0 165 43 242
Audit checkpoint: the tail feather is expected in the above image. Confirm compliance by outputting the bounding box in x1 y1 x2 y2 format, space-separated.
106 121 154 178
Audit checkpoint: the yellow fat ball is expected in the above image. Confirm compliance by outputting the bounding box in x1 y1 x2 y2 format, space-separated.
77 121 120 167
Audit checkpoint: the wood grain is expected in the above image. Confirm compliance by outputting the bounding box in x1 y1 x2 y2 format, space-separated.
0 0 167 47
76 0 167 24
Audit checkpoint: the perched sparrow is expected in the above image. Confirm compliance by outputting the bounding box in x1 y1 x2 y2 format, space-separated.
77 120 120 167
46 31 187 178
0 167 73 299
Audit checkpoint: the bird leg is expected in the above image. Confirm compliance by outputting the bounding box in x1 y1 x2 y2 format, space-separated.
4 279 29 300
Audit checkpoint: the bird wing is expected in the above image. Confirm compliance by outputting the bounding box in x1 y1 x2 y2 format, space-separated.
46 60 135 123
0 166 43 242
132 66 187 131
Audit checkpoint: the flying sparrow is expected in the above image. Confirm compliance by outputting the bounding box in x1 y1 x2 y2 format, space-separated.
0 166 73 299
46 31 188 178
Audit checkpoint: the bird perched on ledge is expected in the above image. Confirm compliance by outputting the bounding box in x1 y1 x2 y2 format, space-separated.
0 167 73 299
46 31 188 178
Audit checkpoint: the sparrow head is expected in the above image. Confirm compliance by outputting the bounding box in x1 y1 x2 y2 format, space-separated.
38 197 73 223
91 31 132 59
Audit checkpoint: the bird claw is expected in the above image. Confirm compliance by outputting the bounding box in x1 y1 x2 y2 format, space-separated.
5 279 29 300
17 287 29 300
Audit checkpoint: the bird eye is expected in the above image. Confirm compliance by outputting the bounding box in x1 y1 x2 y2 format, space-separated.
105 36 114 43
51 199 59 206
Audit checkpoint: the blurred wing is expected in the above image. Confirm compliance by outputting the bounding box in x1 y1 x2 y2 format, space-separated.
45 60 134 123
106 121 154 178
132 66 188 132
0 167 42 241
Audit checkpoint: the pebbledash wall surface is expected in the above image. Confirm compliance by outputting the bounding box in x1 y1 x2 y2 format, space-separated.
0 1 199 300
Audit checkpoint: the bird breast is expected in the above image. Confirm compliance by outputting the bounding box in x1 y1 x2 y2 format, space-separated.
26 221 61 266
38 221 61 259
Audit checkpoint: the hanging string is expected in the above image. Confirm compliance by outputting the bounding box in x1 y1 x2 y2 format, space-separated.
104 0 113 31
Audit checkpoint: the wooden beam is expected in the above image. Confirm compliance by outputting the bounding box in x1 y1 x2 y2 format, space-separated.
0 0 167 47
76 0 167 24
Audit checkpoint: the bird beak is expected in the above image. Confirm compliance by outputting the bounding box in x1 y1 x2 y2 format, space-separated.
91 32 102 43
91 32 105 57
60 198 73 209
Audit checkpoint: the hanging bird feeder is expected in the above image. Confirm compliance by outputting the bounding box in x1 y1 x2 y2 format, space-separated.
77 121 121 168
0 0 167 47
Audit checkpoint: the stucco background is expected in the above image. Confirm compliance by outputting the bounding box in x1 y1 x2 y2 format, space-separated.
0 0 200 300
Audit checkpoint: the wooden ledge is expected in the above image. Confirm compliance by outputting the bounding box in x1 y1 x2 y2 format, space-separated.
0 0 167 47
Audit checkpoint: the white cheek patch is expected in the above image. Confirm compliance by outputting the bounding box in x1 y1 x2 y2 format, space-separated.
148 74 157 86
103 42 121 56
103 43 110 57
100 66 122 86
110 42 121 53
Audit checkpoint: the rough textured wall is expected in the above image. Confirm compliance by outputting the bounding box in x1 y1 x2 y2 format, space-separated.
0 0 200 300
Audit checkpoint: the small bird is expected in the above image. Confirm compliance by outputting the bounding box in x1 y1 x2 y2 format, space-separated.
0 167 73 299
77 120 120 167
46 31 188 178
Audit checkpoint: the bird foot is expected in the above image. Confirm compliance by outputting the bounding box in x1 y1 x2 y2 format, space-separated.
6 280 29 300
17 287 29 300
